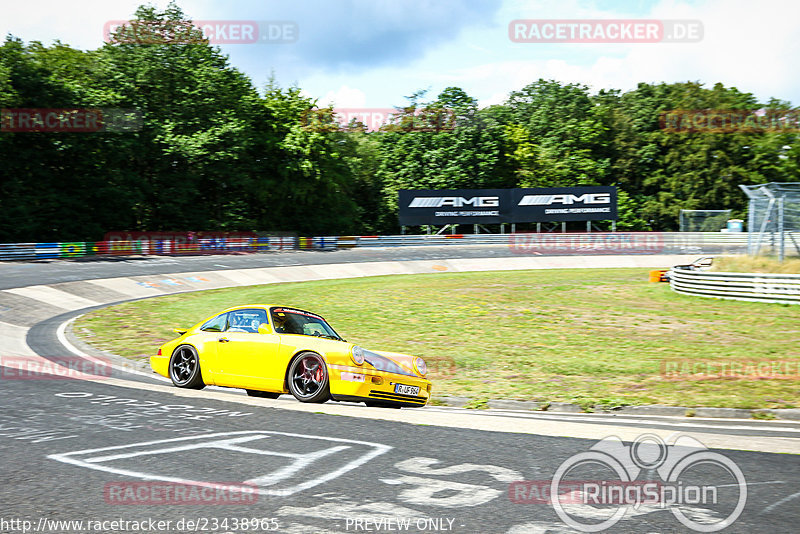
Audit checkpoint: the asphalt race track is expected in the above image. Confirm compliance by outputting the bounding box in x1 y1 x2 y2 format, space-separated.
0 245 523 290
2 247 799 533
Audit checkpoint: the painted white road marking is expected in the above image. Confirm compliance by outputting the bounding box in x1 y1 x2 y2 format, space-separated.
0 321 37 356
762 490 800 514
244 444 351 487
394 456 522 482
380 475 500 507
48 431 391 496
378 456 521 508
57 317 171 383
4 286 99 310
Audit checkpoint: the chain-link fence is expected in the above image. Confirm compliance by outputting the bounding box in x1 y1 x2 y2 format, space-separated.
740 182 800 260
679 210 732 232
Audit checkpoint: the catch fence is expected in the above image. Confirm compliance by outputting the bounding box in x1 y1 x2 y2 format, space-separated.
740 182 800 260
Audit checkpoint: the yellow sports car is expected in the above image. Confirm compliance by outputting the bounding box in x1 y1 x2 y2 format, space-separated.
150 305 431 408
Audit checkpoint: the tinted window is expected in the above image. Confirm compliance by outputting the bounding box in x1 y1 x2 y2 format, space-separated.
226 308 268 333
270 307 341 339
200 313 227 332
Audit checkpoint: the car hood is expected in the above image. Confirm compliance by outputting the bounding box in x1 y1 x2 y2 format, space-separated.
363 349 419 377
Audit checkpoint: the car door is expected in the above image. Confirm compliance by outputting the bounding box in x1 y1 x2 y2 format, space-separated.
190 311 229 383
214 308 283 391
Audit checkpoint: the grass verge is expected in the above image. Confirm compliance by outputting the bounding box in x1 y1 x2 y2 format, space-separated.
712 255 800 274
74 268 800 409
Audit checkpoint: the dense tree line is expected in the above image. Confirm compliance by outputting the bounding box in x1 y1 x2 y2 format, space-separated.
1 4 798 242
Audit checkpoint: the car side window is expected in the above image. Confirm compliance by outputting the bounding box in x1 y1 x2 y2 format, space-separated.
225 308 268 334
200 313 228 332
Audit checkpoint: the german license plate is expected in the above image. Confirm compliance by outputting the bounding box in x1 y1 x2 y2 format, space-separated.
394 384 419 396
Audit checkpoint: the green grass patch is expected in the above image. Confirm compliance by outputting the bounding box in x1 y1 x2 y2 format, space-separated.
712 255 800 274
751 411 777 420
74 268 800 409
464 398 489 410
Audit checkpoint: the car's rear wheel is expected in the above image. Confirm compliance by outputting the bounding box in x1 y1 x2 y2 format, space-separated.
246 389 281 399
287 352 331 403
169 345 205 389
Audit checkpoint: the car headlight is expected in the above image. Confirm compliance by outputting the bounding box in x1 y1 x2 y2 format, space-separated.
414 357 427 376
351 345 365 365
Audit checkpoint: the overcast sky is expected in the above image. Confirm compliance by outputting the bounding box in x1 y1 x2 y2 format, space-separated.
3 0 799 108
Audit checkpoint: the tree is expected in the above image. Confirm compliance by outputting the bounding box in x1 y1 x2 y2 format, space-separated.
99 2 262 231
504 79 610 187
375 87 512 232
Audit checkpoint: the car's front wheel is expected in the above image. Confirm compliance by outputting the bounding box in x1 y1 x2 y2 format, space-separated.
169 345 205 389
246 390 281 399
287 352 331 403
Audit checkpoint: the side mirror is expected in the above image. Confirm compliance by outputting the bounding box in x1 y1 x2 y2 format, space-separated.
172 328 187 336
257 323 271 335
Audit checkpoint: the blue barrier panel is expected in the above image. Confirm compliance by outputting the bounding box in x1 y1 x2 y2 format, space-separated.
257 237 272 251
313 236 337 249
35 243 60 259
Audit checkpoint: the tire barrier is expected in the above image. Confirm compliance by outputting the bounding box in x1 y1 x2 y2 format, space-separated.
669 267 800 305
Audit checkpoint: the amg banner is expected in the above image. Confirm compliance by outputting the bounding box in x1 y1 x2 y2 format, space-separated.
513 186 617 222
398 189 510 225
398 187 617 225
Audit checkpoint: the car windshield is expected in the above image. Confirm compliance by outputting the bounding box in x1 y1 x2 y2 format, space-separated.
270 307 342 340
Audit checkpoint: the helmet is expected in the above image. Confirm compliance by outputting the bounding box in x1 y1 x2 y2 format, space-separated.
273 314 287 332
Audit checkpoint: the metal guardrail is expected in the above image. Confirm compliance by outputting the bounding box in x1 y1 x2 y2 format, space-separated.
669 267 800 304
300 232 754 254
1 231 788 261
